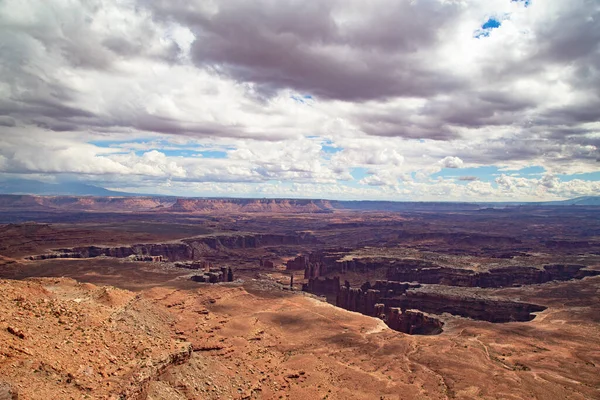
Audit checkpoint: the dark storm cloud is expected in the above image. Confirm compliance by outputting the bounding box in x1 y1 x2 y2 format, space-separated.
540 101 600 126
454 134 599 170
356 111 460 141
421 91 537 128
354 89 537 140
532 1 600 65
0 117 16 127
148 0 466 101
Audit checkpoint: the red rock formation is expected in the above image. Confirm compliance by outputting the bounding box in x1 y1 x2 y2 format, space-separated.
169 198 334 213
191 267 234 283
385 308 443 335
302 277 340 295
335 279 547 326
287 255 308 271
335 280 420 316
383 291 546 323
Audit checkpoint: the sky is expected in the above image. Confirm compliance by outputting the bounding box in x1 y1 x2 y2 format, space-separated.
0 0 599 201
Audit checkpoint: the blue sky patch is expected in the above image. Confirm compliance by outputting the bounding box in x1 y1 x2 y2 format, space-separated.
557 171 600 182
321 145 342 154
432 166 500 181
89 138 149 148
90 139 230 159
350 167 369 180
198 150 228 159
482 18 502 30
475 17 502 38
501 166 545 176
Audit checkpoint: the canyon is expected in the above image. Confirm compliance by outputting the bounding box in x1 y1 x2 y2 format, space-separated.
0 195 599 399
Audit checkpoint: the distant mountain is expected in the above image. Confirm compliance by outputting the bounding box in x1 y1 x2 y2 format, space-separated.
333 200 481 211
0 179 136 196
539 196 600 206
0 179 598 207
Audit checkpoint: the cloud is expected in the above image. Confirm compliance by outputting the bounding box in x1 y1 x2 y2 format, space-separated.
439 156 464 169
0 0 598 200
148 0 466 101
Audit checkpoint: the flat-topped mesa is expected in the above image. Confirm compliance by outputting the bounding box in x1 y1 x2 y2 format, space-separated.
26 232 317 262
169 198 335 213
386 263 600 288
27 243 193 262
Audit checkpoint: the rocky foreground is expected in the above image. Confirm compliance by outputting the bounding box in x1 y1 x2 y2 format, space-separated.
1 276 599 400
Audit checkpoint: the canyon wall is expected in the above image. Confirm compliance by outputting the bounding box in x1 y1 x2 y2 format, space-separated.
386 263 600 287
27 233 317 262
385 308 444 335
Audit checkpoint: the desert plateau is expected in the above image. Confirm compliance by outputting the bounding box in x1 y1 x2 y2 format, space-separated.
0 195 599 399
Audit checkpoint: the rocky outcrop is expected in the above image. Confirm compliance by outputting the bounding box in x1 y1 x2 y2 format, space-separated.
174 260 214 270
334 279 547 326
287 255 325 277
287 255 308 271
115 344 193 400
191 267 234 283
302 277 340 295
131 255 163 262
335 280 420 316
332 281 443 335
0 381 18 400
286 250 353 278
385 308 444 335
